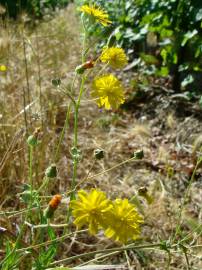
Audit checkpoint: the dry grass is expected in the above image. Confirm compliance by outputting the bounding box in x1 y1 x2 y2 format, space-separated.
0 4 202 270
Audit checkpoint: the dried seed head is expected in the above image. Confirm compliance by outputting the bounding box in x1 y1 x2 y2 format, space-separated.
49 194 62 209
44 194 62 219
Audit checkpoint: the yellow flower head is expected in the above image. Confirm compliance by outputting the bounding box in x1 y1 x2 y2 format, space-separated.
0 65 7 72
91 74 125 110
70 189 112 234
80 4 112 27
100 47 128 69
104 199 144 243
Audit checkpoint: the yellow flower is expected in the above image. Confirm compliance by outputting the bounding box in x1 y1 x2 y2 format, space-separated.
104 199 144 243
0 65 7 72
70 189 112 234
91 74 125 110
100 47 128 69
80 4 112 27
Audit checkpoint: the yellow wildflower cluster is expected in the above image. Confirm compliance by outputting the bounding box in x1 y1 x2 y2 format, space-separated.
71 189 143 244
79 4 128 111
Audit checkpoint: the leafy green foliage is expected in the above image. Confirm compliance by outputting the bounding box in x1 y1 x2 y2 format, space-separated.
1 242 22 270
33 227 58 269
76 0 202 92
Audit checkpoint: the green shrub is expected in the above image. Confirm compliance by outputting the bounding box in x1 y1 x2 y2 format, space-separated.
76 0 202 92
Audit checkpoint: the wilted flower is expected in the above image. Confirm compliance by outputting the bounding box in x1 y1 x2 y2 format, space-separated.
70 189 112 234
75 60 94 74
49 194 62 209
80 4 112 27
91 74 125 110
100 47 128 69
44 194 62 219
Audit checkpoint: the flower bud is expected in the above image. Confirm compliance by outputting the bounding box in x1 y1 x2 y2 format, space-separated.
138 186 153 204
71 147 81 162
52 78 61 87
75 65 85 74
27 128 40 147
45 164 57 178
94 148 104 160
134 149 144 159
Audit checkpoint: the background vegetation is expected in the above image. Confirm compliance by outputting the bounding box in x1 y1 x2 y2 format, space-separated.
1 0 70 17
77 0 202 93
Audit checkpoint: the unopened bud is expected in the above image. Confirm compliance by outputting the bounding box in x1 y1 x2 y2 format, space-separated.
134 149 144 159
94 149 104 160
27 128 40 147
45 164 57 178
138 186 153 204
75 65 85 74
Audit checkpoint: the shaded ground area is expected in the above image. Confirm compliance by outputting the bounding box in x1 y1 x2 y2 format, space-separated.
0 4 202 269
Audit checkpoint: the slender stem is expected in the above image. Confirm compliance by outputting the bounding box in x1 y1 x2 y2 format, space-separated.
166 251 171 270
37 176 49 193
35 29 43 128
172 157 202 242
70 75 86 201
49 243 163 266
15 229 88 253
54 74 77 163
77 251 120 267
124 250 131 269
25 222 70 229
29 146 33 197
22 35 31 127
22 86 28 135
183 249 191 270
70 19 88 201
75 156 137 190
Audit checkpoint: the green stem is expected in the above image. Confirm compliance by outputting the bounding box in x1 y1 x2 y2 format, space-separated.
172 157 202 242
16 229 88 253
183 249 191 270
54 75 77 163
37 176 49 193
49 243 163 267
70 75 86 201
29 145 33 199
70 18 88 201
